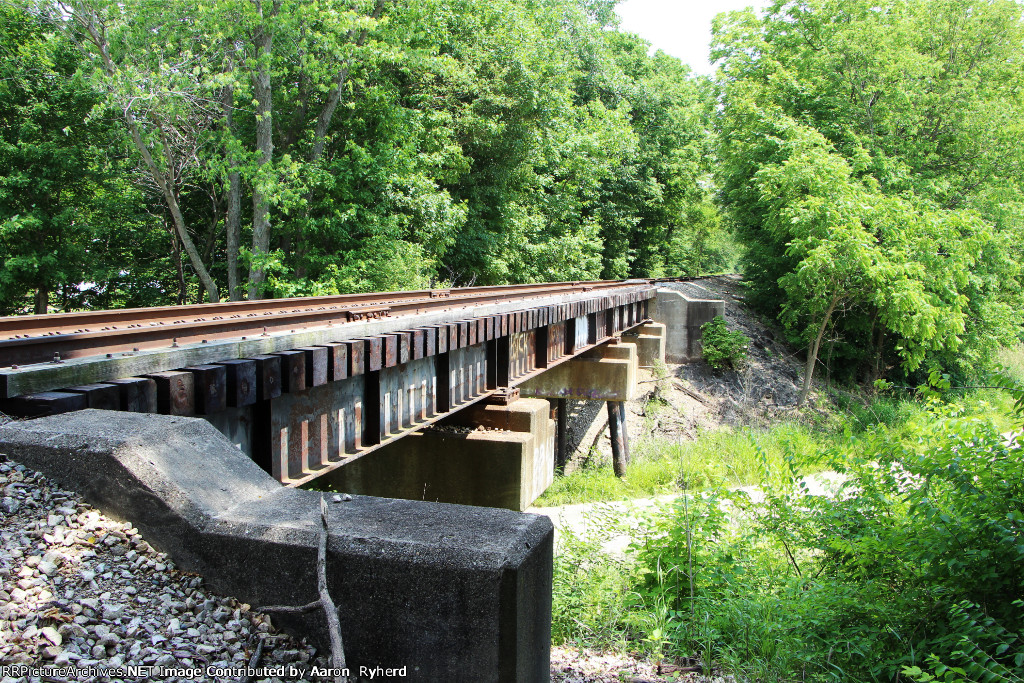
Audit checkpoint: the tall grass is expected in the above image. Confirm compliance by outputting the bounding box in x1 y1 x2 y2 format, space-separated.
550 385 1024 681
535 421 828 506
536 376 1024 507
996 343 1024 382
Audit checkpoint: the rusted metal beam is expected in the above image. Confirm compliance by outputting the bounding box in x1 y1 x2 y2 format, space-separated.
535 326 549 369
364 370 381 447
0 279 675 368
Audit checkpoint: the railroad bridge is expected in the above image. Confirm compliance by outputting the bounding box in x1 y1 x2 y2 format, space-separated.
0 279 722 682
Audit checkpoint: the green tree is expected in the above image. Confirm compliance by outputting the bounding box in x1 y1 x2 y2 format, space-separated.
0 4 110 313
714 0 1024 388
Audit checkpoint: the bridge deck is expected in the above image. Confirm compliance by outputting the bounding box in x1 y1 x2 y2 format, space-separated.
0 278 682 485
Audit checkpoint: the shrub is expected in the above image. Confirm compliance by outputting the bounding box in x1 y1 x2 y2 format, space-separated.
700 315 750 370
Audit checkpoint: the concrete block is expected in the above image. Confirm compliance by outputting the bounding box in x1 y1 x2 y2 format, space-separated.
653 289 725 363
0 410 552 682
520 343 637 401
327 398 555 511
451 398 554 506
624 323 666 367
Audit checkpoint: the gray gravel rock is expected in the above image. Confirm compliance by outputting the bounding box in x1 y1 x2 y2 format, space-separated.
0 459 326 682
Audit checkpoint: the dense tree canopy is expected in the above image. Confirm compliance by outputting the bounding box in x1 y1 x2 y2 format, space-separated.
714 0 1024 386
3 0 1023 388
0 0 727 312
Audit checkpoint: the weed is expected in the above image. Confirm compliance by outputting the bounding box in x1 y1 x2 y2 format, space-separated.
550 381 1024 681
700 316 750 370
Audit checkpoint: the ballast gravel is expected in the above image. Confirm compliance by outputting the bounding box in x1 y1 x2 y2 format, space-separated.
0 457 330 683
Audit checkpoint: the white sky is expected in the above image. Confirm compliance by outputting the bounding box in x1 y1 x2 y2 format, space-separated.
614 0 771 75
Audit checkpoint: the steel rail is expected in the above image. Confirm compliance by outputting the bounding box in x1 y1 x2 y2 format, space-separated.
0 278 691 367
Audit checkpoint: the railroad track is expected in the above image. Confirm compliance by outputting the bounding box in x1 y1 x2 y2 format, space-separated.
0 278 693 368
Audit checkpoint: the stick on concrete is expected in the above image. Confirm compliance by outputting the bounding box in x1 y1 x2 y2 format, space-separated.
259 495 347 683
319 495 347 683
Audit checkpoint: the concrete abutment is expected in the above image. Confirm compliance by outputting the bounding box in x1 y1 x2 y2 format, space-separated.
0 411 553 682
652 288 725 363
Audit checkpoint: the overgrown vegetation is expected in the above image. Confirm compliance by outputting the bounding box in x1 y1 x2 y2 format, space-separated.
700 315 750 370
551 368 1024 681
549 344 1024 670
716 0 1024 389
0 0 731 312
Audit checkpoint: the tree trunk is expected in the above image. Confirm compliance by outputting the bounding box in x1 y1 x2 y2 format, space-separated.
798 294 840 407
77 13 219 302
293 0 389 277
34 288 48 315
247 6 277 301
170 225 186 305
222 77 242 301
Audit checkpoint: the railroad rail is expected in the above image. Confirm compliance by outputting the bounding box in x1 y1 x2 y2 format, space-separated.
0 278 691 368
0 277 691 486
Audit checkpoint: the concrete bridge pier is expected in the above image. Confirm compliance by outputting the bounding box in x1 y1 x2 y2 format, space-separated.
653 288 725 363
316 396 555 511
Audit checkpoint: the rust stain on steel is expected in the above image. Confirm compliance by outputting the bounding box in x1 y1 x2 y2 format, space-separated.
363 337 383 372
509 331 535 380
448 323 459 352
271 374 367 482
345 340 364 376
548 322 566 362
382 334 399 368
317 342 348 381
423 327 437 357
397 331 412 364
408 329 425 360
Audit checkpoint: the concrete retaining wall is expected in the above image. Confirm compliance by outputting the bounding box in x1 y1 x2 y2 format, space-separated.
652 289 725 363
0 411 553 682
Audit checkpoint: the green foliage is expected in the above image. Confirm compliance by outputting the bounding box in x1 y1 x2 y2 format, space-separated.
1 0 724 308
700 316 750 370
536 420 826 506
714 0 1024 384
551 392 1024 681
552 509 645 650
